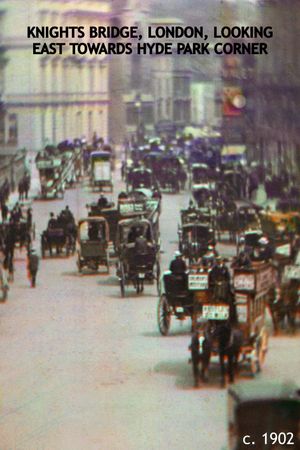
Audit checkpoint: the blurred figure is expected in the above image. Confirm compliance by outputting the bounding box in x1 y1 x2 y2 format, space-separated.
48 212 57 229
97 194 108 209
169 251 187 275
27 249 39 287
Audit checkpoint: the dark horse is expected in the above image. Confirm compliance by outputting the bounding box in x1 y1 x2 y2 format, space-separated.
268 282 298 333
190 289 242 388
200 320 242 387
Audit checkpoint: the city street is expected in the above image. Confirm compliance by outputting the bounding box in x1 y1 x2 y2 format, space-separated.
0 166 299 450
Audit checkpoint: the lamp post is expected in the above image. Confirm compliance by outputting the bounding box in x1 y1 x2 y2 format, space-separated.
134 93 144 145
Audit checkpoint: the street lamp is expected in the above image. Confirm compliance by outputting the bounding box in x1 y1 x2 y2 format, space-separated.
134 93 143 145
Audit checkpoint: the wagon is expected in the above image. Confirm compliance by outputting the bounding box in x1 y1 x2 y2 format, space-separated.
90 151 113 191
157 271 194 335
178 222 215 264
41 222 75 258
232 262 275 374
116 218 160 296
77 217 110 273
228 382 300 450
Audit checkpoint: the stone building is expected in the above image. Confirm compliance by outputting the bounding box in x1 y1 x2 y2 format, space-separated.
0 0 111 151
254 0 300 179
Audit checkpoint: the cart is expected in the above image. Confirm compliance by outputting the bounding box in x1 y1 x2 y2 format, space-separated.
116 218 160 296
77 217 110 273
232 262 275 375
90 151 113 191
228 382 300 450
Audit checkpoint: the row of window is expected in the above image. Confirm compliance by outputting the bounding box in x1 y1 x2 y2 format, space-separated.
0 112 17 144
40 61 107 94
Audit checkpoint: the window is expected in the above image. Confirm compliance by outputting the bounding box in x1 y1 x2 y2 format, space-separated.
89 64 95 93
8 113 18 143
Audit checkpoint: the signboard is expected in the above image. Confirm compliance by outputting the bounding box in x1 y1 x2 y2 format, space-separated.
275 243 291 257
146 199 159 211
193 182 216 190
119 201 145 215
202 304 229 320
284 265 300 280
188 274 209 290
235 293 248 304
236 304 248 323
234 273 255 291
93 161 111 181
221 145 246 156
256 267 274 292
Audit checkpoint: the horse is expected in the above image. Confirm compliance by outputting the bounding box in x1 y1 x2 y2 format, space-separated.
199 320 242 387
268 282 298 333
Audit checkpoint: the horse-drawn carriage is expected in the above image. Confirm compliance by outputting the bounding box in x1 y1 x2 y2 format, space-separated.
231 262 274 374
116 218 160 296
216 201 261 243
126 167 157 191
228 382 300 450
187 261 273 386
77 217 110 273
192 183 217 209
222 170 246 200
158 259 274 386
155 154 186 193
41 213 76 258
157 271 194 335
90 151 113 192
178 222 215 264
271 253 300 332
190 163 218 190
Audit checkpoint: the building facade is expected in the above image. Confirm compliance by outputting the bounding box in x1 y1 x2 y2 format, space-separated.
0 0 111 151
254 0 300 179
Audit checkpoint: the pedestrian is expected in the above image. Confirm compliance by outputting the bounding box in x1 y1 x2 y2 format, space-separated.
27 207 33 229
18 179 24 201
1 201 8 222
4 227 15 283
121 161 126 180
24 174 31 199
27 248 39 287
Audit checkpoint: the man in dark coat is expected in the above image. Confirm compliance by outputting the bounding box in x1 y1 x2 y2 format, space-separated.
97 194 108 209
47 213 57 229
169 251 187 275
27 249 39 287
209 256 231 300
134 233 149 255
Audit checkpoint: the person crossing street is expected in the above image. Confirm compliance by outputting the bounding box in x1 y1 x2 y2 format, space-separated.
27 249 39 288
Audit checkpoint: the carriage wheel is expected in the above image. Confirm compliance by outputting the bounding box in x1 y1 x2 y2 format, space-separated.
106 251 110 274
157 294 171 336
119 263 125 297
156 260 161 293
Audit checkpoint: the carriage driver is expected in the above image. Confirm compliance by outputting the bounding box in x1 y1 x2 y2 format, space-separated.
209 256 231 300
169 251 187 275
134 230 149 255
97 193 109 209
47 212 57 229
